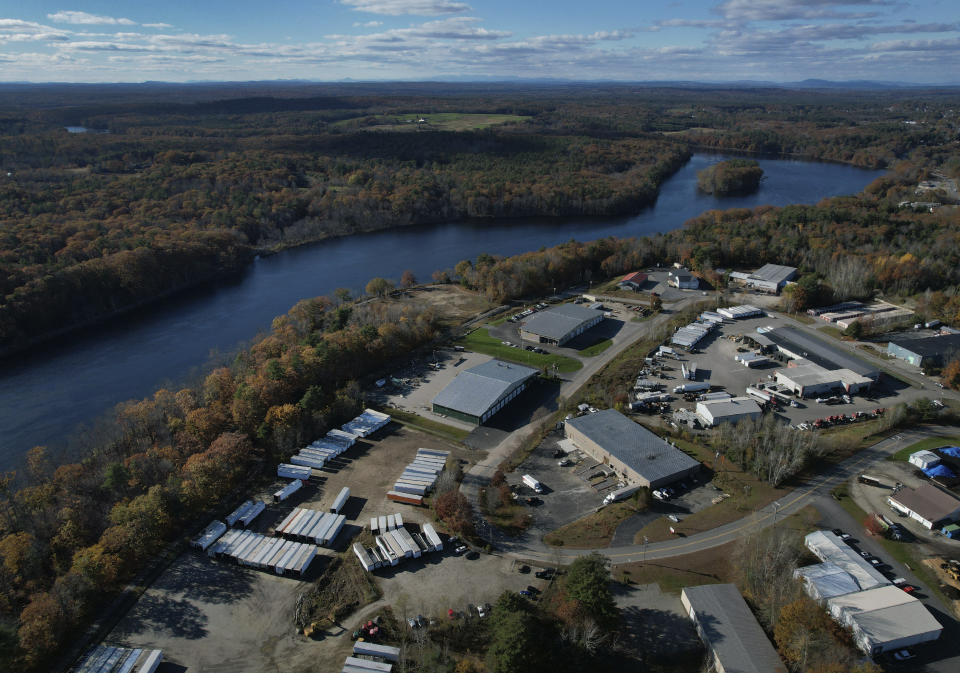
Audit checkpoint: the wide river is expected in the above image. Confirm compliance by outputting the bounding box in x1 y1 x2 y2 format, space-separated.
0 154 883 469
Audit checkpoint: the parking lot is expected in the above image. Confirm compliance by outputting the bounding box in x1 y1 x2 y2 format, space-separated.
107 424 470 673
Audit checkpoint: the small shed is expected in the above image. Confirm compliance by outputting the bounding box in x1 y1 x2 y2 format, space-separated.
909 450 941 470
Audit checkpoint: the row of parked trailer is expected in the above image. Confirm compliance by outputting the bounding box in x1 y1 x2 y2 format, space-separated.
343 641 400 673
275 507 347 546
388 448 450 506
71 645 162 673
208 529 318 576
226 499 266 527
353 521 443 571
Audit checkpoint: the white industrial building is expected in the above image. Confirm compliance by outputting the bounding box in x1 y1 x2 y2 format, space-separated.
795 562 873 602
729 263 797 294
804 531 889 592
695 397 762 427
774 361 872 398
518 304 604 345
667 268 699 289
908 450 941 470
827 585 942 655
888 483 960 529
717 305 762 320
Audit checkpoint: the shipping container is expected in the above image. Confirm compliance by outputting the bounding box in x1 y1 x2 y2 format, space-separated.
226 501 253 526
239 501 265 528
278 463 312 480
331 486 350 514
343 656 393 672
370 517 379 534
422 523 442 551
354 543 375 571
387 491 423 506
378 515 388 532
324 515 346 546
192 520 227 551
290 454 326 469
273 479 303 503
137 650 163 673
353 641 401 662
376 536 399 565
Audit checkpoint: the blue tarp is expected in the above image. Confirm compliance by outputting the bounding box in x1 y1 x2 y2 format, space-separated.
923 464 957 479
939 446 960 459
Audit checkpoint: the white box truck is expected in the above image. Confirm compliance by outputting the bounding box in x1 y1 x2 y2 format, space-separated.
522 474 544 493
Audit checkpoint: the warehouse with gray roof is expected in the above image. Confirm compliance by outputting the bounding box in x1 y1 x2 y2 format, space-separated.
681 584 787 673
564 409 700 489
764 326 879 380
518 304 604 345
887 333 960 368
431 359 538 425
827 585 942 655
729 263 797 294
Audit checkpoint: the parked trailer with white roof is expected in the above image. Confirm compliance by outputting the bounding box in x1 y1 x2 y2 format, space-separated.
417 447 449 457
394 512 403 528
370 517 379 534
422 523 442 551
394 482 428 496
239 501 265 528
353 641 401 662
115 649 144 673
254 538 282 568
192 520 227 551
354 543 376 571
395 527 419 557
301 511 329 539
307 512 335 543
378 515 388 532
278 463 312 480
309 440 344 454
323 514 346 546
389 529 413 558
294 545 318 576
275 543 302 575
343 656 393 672
137 650 163 673
266 540 291 570
226 501 253 526
282 509 309 537
291 454 326 469
380 533 405 561
331 486 350 514
273 479 303 503
274 509 299 534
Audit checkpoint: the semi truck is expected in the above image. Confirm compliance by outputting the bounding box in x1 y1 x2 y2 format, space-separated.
522 474 544 493
603 484 641 505
673 382 710 394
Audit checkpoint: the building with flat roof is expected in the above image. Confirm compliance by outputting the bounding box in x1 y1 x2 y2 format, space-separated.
804 531 889 591
775 362 873 398
564 409 700 489
887 333 960 368
518 304 604 346
431 359 538 425
695 397 762 427
795 562 870 601
764 326 879 380
888 483 960 529
681 584 787 673
909 450 941 470
827 585 942 655
729 263 797 294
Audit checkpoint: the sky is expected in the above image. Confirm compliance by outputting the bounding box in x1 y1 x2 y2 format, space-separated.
0 1 958 83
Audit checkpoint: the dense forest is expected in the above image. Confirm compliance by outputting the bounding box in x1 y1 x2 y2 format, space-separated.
696 158 763 195
2 83 958 352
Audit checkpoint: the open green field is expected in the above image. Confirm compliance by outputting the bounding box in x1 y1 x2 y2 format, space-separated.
383 407 471 442
333 112 529 131
579 338 613 357
544 500 643 548
459 328 582 373
888 435 960 462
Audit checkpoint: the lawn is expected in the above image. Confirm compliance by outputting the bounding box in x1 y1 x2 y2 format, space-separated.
579 338 613 357
631 437 784 544
383 407 470 442
888 435 960 462
459 327 582 373
544 500 644 548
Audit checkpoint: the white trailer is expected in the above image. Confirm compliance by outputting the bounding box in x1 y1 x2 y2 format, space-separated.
323 515 346 546
353 641 401 662
239 501 265 528
422 523 442 551
192 520 227 551
382 532 406 560
327 428 358 445
273 479 303 503
746 386 773 403
394 482 428 496
295 545 318 576
522 474 544 493
226 501 253 526
331 486 350 514
387 514 396 531
370 517 379 534
277 508 305 535
278 463 312 480
394 512 403 528
291 454 326 469
354 543 376 571
395 527 420 558
603 484 641 505
417 447 449 458
310 513 336 543
343 656 393 673
376 536 399 565
378 515 388 533
137 650 163 673
672 382 711 394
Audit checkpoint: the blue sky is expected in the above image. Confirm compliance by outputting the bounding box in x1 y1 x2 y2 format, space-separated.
0 1 958 82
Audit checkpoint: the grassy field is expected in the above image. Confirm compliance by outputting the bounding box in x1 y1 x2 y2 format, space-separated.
631 437 784 544
579 338 613 357
384 407 471 442
459 327 582 373
333 112 529 131
544 500 644 548
888 435 960 462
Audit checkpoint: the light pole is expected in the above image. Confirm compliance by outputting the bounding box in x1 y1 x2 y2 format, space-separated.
642 535 648 566
773 502 781 528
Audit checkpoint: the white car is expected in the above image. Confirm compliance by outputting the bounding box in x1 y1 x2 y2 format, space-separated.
477 604 487 618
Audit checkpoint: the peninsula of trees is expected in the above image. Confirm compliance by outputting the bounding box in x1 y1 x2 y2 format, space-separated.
696 158 764 195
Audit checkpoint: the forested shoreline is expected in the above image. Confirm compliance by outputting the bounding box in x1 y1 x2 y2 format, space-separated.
3 83 956 353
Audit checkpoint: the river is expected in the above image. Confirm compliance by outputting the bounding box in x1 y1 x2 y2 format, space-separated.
0 153 883 469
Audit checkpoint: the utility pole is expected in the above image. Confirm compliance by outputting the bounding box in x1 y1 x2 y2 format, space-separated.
773 501 781 528
642 535 648 566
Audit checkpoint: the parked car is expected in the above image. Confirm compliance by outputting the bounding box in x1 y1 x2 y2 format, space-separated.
518 564 530 574
477 604 487 618
558 459 572 467
519 590 534 597
454 545 467 555
535 568 555 580
892 649 915 661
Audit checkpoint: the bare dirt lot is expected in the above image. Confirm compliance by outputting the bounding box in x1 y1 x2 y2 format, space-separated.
107 424 473 673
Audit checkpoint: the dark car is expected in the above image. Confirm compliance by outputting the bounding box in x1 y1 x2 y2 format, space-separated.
519 590 534 597
535 568 555 580
518 564 531 574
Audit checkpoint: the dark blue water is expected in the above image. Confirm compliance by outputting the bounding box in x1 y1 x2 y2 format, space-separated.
0 154 882 468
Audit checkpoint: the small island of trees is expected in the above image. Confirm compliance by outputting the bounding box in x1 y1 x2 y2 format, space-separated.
697 159 764 195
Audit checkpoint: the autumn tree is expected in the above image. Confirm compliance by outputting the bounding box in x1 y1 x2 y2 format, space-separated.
365 277 393 297
942 358 960 390
432 490 475 537
400 269 417 288
560 552 619 631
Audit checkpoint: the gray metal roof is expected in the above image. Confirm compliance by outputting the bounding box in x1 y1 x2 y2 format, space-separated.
828 585 942 646
432 359 538 417
682 584 787 673
565 409 699 483
804 531 888 590
697 397 762 419
765 326 878 378
519 304 602 341
889 483 960 523
752 263 797 285
889 333 960 359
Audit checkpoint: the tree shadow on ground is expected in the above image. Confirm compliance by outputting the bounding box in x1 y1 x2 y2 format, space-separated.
619 605 701 658
151 553 256 606
112 592 208 641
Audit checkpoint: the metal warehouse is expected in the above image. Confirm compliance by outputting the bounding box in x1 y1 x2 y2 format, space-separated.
827 585 942 655
564 409 700 489
886 333 960 368
888 483 960 529
518 303 604 345
681 584 787 673
804 531 888 591
795 562 871 601
729 263 797 294
774 362 873 397
764 326 879 379
431 359 538 425
695 397 762 427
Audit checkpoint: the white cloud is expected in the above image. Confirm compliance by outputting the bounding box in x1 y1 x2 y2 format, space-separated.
0 18 70 42
143 23 174 30
716 0 889 22
47 10 136 26
354 21 383 27
341 0 471 16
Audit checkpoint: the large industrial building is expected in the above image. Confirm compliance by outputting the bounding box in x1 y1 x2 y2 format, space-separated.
803 531 888 593
887 483 960 529
695 397 762 427
681 584 787 673
827 585 942 655
729 263 797 294
764 326 879 381
564 409 700 489
887 333 960 368
774 361 873 398
431 359 538 425
518 304 604 346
